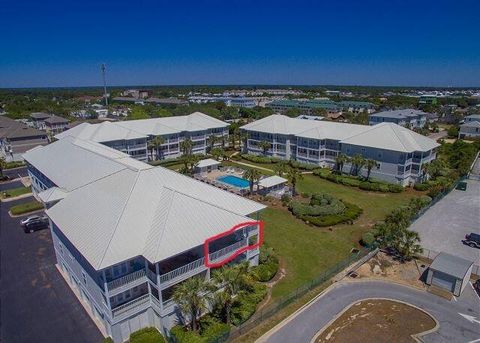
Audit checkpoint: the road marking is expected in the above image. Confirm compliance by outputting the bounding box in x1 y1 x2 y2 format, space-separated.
459 313 480 325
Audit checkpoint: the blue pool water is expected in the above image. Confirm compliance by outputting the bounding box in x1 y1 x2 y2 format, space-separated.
217 175 250 189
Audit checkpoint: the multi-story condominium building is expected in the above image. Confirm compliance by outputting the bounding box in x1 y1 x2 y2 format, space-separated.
23 136 265 342
338 101 376 114
44 115 70 134
266 99 375 115
459 114 480 139
55 112 229 162
266 99 341 115
241 114 439 186
0 116 48 161
368 109 427 128
30 112 53 130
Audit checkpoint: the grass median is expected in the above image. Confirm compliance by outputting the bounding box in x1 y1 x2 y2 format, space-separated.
1 186 31 199
10 200 44 215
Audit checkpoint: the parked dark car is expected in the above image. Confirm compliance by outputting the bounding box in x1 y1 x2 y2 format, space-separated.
23 218 49 233
464 233 480 249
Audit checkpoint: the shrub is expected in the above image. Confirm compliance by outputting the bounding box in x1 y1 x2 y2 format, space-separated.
280 194 291 206
297 201 362 227
170 327 203 343
413 183 430 191
240 154 282 164
313 168 331 178
130 327 166 343
388 184 404 193
361 232 376 247
251 260 278 282
103 338 114 343
231 283 267 326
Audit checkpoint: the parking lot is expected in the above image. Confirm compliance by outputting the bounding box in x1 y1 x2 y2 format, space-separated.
410 178 480 266
0 196 102 343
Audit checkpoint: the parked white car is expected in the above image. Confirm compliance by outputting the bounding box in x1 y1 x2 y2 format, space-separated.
20 215 46 227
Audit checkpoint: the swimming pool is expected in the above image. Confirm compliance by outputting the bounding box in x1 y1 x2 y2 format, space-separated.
217 175 250 189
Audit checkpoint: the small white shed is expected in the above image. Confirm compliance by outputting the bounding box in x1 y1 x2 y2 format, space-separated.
195 158 221 174
258 175 288 194
426 252 474 296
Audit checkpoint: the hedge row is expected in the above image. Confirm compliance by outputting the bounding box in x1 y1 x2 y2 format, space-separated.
313 169 403 193
299 202 363 227
251 255 279 282
170 316 230 343
239 154 283 164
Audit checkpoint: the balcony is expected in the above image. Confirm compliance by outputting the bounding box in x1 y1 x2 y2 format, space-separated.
111 293 151 322
191 135 206 141
159 239 248 290
106 269 148 296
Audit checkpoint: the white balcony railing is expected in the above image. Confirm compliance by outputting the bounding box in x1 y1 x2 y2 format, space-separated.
210 239 247 262
107 269 146 294
159 239 249 289
111 293 150 320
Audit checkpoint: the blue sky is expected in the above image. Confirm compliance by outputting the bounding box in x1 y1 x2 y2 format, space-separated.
1 0 479 88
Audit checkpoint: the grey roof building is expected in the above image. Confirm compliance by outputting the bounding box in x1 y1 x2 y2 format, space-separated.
369 109 428 128
426 252 474 296
0 116 48 161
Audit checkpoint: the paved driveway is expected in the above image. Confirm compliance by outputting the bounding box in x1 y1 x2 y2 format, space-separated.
0 197 103 343
260 280 480 343
409 178 480 265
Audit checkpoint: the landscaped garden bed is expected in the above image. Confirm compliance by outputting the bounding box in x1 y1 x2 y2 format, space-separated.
313 169 403 193
170 247 278 342
288 193 362 227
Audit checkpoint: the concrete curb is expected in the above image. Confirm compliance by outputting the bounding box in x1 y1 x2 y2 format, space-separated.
8 208 45 218
308 297 440 343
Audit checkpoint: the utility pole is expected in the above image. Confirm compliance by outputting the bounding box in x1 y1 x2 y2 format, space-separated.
101 63 108 107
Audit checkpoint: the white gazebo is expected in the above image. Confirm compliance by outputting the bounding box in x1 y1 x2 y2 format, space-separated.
195 158 221 174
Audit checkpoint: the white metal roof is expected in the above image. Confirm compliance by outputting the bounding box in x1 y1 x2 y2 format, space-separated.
196 158 221 168
38 187 68 203
258 175 288 188
46 164 265 270
340 123 440 153
22 136 149 191
369 109 426 119
55 112 228 142
241 114 439 153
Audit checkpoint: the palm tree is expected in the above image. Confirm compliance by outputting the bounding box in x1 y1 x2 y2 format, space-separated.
180 138 193 156
239 132 249 152
258 141 271 156
0 157 6 178
334 153 347 174
286 166 303 196
148 136 165 161
211 147 224 161
396 229 423 261
365 159 377 180
351 154 366 176
207 135 218 152
181 153 201 175
274 161 288 177
211 263 249 324
172 276 211 332
243 168 261 194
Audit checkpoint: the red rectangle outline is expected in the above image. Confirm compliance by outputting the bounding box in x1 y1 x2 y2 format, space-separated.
204 221 264 268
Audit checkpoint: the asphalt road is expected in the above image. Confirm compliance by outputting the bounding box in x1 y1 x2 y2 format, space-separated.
260 280 480 343
0 196 103 343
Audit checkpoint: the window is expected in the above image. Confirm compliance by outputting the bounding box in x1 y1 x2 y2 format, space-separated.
81 270 87 285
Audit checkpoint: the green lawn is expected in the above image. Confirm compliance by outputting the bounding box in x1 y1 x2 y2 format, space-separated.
261 174 417 299
1 186 31 199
